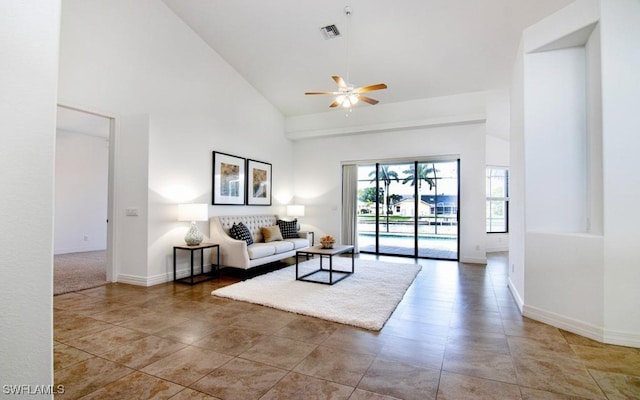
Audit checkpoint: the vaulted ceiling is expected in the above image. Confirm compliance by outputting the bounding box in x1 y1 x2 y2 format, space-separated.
162 0 574 117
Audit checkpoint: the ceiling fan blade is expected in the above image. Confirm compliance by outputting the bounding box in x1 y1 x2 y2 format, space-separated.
305 91 341 95
355 83 387 93
332 76 347 88
358 95 379 105
329 100 341 108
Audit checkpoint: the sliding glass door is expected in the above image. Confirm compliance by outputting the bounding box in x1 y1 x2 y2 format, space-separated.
356 159 459 260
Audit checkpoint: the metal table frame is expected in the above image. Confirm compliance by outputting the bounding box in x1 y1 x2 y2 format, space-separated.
173 243 219 285
295 245 354 285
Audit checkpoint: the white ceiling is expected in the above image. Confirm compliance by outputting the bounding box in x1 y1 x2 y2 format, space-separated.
162 0 574 117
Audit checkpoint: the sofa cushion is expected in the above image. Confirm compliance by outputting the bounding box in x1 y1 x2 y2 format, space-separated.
229 222 253 245
261 225 283 242
277 219 298 239
272 240 295 253
284 238 309 249
247 243 276 259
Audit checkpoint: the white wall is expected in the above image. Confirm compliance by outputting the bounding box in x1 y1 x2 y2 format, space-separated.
525 47 588 233
147 112 292 283
520 0 603 342
58 0 290 285
485 89 511 140
54 131 108 254
115 115 150 284
511 0 640 347
0 0 60 392
600 0 640 345
292 116 487 264
285 91 486 140
585 24 603 235
508 38 526 310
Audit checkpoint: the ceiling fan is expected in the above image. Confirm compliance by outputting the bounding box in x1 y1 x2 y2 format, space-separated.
305 6 388 110
305 76 387 108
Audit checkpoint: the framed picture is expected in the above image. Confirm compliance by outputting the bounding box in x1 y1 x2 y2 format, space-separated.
246 159 272 206
212 151 246 205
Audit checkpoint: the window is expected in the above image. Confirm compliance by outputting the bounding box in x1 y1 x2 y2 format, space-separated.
486 167 509 233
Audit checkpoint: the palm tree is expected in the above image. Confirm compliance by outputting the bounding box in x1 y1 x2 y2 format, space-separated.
369 166 399 233
402 163 439 232
388 193 402 207
368 165 399 215
401 163 436 191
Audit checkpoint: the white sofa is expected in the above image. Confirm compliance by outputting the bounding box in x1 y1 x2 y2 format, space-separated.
209 214 310 270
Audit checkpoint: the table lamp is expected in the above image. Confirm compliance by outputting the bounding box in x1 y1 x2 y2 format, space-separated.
287 204 305 219
178 203 208 245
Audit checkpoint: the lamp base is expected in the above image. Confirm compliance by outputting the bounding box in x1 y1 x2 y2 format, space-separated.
184 221 203 246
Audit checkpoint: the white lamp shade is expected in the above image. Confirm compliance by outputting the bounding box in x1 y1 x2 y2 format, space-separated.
287 204 305 217
178 203 208 222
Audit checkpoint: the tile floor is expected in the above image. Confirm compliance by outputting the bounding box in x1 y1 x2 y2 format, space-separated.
54 253 640 399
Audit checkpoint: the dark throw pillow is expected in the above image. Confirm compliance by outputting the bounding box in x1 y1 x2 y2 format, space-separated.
277 219 298 239
229 222 254 245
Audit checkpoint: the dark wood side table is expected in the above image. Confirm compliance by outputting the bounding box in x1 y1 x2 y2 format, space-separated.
173 242 219 285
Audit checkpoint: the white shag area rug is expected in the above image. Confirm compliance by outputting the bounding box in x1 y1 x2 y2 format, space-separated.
212 257 421 331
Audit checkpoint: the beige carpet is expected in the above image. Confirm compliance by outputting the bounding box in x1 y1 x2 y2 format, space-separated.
212 257 421 331
54 250 108 295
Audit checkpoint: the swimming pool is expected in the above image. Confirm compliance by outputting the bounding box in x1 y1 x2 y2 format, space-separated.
358 232 458 256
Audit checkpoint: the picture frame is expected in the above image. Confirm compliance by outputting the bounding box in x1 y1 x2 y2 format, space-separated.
246 159 272 206
212 151 246 205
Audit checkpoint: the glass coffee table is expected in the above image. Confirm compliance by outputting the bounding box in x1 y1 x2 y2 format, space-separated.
295 244 355 285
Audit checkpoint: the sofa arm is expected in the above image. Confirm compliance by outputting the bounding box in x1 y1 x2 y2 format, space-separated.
210 218 251 269
298 231 314 246
220 238 250 269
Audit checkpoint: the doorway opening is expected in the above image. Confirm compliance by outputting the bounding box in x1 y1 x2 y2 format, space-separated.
54 105 115 293
356 159 459 260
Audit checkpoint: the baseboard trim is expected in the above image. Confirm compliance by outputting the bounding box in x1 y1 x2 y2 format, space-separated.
507 278 524 313
486 245 508 252
55 246 107 255
523 304 604 342
524 305 640 348
118 265 216 287
603 330 640 348
459 256 487 264
117 273 150 286
117 273 168 287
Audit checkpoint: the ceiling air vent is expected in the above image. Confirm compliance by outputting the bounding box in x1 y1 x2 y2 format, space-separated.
320 24 341 40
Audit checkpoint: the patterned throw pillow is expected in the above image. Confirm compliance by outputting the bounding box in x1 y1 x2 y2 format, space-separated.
277 219 298 239
229 222 254 245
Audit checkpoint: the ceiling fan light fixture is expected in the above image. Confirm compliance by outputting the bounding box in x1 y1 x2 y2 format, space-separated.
304 6 387 111
341 94 359 108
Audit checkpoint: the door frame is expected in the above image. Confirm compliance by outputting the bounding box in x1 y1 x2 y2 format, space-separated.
355 156 460 260
56 104 117 282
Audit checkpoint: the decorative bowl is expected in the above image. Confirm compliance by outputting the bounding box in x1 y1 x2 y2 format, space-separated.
319 235 336 249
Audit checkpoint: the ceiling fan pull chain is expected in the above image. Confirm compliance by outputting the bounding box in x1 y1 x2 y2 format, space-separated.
345 5 352 85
